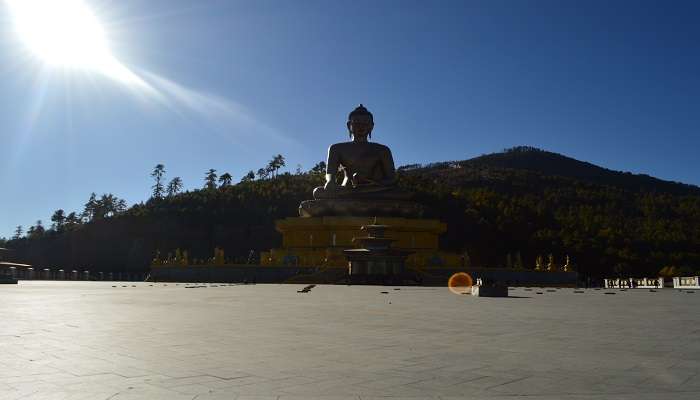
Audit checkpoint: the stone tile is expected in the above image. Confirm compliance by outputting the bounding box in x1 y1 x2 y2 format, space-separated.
234 396 282 400
2 282 700 398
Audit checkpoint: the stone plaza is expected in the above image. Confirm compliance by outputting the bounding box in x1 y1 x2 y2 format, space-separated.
1 281 699 399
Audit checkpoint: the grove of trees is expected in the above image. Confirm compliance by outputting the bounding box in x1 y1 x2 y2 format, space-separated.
4 148 700 279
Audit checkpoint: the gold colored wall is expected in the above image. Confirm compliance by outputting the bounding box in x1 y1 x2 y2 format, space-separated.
260 216 464 269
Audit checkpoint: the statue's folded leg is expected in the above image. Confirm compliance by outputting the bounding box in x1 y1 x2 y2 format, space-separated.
313 186 352 200
314 185 413 201
312 186 326 200
300 198 424 218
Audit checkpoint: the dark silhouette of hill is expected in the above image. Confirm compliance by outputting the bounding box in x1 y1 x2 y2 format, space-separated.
5 146 700 280
415 146 700 196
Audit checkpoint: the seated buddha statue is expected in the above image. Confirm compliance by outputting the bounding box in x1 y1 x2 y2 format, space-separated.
299 105 422 217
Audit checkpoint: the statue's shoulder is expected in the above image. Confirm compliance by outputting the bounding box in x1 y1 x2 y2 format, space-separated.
370 142 392 153
328 141 352 151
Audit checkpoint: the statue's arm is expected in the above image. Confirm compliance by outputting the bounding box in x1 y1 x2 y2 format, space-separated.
324 144 340 188
380 146 397 185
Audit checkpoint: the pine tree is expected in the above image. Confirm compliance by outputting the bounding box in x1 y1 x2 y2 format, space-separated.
166 177 183 197
115 198 128 214
273 154 285 176
65 212 80 230
29 220 45 239
204 169 218 190
218 173 233 187
310 161 326 175
51 209 66 232
12 225 23 240
151 164 166 199
82 193 98 222
240 170 255 182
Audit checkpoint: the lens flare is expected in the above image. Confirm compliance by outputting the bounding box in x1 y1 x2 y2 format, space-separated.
448 272 473 295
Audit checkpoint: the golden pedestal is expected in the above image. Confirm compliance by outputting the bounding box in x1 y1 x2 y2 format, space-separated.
260 216 462 268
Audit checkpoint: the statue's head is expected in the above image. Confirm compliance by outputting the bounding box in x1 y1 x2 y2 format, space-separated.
347 104 374 139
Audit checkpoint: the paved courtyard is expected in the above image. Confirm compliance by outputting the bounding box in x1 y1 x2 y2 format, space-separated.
1 281 699 399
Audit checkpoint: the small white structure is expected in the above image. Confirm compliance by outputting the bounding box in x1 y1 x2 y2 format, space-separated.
673 276 700 289
604 277 664 289
633 277 664 289
604 278 633 288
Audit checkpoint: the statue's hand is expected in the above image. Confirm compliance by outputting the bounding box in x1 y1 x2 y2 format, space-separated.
352 173 377 187
324 177 338 191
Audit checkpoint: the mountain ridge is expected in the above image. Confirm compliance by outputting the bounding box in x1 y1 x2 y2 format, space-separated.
5 145 700 278
400 146 700 196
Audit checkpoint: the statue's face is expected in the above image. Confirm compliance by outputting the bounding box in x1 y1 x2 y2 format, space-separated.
347 115 374 139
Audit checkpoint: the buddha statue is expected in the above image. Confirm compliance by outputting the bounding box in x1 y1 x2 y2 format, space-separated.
299 105 422 218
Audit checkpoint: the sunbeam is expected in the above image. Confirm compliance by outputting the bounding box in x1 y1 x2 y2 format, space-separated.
139 71 293 145
3 0 292 150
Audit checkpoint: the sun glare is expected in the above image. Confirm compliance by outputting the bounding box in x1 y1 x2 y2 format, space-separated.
6 0 148 87
3 0 277 141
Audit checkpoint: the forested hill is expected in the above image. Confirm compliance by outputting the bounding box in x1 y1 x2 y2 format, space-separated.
406 146 700 196
4 146 700 279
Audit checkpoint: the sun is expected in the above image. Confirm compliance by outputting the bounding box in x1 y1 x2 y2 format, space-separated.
7 0 110 67
6 0 147 87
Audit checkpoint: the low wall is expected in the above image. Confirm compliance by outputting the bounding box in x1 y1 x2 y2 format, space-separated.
673 276 700 289
150 265 317 283
150 265 578 286
423 268 578 286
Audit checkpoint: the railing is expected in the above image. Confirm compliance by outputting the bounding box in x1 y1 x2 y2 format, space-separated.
0 267 147 281
604 277 664 289
673 276 700 289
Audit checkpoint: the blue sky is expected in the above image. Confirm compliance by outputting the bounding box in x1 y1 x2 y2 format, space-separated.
1 0 699 238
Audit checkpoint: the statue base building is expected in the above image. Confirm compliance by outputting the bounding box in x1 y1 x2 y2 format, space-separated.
299 199 424 218
260 216 463 269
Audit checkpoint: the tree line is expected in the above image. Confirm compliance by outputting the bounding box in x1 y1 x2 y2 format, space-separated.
4 154 303 242
3 147 699 279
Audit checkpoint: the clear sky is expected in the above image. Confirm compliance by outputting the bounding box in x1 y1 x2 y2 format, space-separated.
1 0 699 238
